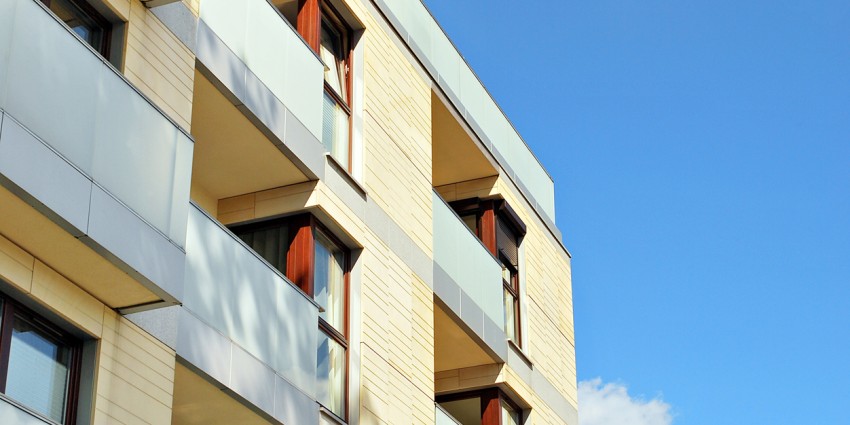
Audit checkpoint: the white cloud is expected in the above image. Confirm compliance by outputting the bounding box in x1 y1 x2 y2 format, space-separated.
578 378 673 425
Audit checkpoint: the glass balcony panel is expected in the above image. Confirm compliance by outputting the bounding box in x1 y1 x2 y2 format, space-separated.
433 192 504 330
201 0 324 139
182 205 319 396
0 0 193 246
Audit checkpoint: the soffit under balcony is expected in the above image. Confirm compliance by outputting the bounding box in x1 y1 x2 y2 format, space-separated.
172 363 274 425
432 91 498 187
435 302 497 372
191 73 308 201
0 185 159 308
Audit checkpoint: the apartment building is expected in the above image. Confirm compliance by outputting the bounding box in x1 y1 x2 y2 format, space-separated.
0 0 576 424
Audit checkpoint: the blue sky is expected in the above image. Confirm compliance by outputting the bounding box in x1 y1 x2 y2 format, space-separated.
423 1 850 424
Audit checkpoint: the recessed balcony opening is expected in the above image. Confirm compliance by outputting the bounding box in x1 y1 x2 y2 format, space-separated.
189 70 311 218
436 388 522 425
432 91 498 189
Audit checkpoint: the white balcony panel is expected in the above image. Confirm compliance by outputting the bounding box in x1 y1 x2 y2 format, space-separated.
433 192 503 329
200 0 324 140
182 205 319 398
0 0 15 106
0 0 193 247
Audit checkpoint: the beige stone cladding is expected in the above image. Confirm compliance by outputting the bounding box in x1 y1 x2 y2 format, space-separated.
0 233 176 425
101 0 196 129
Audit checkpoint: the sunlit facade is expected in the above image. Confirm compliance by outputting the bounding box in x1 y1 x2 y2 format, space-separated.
0 0 576 423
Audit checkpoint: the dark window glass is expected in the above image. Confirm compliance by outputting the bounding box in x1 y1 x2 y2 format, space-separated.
236 225 289 274
42 0 110 57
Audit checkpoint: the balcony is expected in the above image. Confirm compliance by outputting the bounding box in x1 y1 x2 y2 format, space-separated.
194 0 328 182
432 191 507 368
170 204 319 425
0 0 192 310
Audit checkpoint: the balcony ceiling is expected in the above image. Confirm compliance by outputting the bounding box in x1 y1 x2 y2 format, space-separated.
191 72 308 201
432 92 498 187
172 363 273 425
434 302 497 372
0 185 159 308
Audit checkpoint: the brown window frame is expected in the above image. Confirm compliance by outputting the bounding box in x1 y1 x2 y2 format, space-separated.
229 214 350 421
296 0 354 172
436 388 522 425
0 292 83 425
39 0 112 59
450 198 527 347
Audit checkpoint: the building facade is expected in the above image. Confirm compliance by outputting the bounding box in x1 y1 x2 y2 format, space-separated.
0 0 576 424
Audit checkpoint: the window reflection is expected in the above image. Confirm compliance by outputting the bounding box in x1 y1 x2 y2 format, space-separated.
6 316 72 423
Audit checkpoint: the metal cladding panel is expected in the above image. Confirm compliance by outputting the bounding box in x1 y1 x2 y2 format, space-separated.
274 374 319 425
0 0 14 108
87 186 186 302
230 345 276 413
92 66 178 241
4 0 98 173
183 205 319 398
200 0 324 140
177 310 233 386
0 114 92 235
432 192 504 330
0 0 192 248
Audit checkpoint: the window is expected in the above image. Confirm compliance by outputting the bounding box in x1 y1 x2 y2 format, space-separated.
450 198 526 347
39 0 111 58
0 293 81 424
437 389 522 425
295 0 353 170
230 214 349 420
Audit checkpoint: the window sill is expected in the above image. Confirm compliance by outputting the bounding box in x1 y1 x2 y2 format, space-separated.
325 153 367 198
319 405 347 425
0 393 61 425
508 339 533 368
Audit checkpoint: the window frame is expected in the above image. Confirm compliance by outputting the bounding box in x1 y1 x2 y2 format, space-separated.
229 214 351 421
0 293 83 425
297 0 354 172
450 198 526 347
39 0 112 59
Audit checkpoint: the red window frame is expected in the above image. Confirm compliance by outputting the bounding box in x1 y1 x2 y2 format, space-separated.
296 0 354 172
450 198 526 347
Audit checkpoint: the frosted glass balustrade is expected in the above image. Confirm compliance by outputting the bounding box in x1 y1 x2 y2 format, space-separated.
200 0 324 140
0 0 193 246
433 192 504 329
